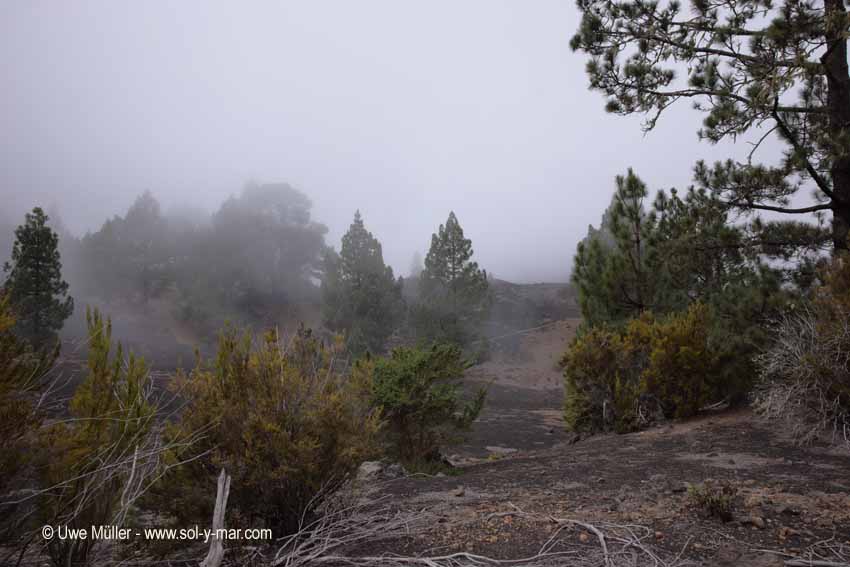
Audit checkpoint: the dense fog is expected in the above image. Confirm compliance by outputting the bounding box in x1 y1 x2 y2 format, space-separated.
0 1 773 285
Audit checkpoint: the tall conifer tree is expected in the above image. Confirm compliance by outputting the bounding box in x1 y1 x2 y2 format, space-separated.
571 0 850 252
3 207 74 347
416 212 489 344
322 211 403 355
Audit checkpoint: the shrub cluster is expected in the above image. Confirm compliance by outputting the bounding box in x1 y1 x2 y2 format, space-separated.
157 325 381 537
561 303 722 433
2 302 485 566
37 309 160 567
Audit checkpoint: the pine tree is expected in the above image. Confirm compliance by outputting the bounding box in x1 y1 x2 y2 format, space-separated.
2 207 73 347
572 172 792 408
573 170 659 326
417 212 489 344
321 211 403 355
571 0 850 251
573 171 788 329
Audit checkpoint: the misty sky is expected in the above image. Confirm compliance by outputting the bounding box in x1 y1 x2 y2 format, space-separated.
1 1 780 282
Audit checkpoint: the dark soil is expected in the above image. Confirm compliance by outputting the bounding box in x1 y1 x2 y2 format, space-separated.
366 410 850 564
353 320 850 565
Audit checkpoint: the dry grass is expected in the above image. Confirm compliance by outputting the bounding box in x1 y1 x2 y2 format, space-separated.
753 307 850 450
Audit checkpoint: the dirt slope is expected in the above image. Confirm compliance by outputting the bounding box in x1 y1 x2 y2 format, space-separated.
372 411 850 565
366 319 850 565
454 319 577 460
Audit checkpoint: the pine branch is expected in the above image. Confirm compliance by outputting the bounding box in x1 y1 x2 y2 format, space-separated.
771 97 835 200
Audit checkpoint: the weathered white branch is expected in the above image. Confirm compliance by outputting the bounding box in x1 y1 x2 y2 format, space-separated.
200 468 231 567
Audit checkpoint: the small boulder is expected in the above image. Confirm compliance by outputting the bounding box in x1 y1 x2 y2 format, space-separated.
383 463 407 479
356 461 384 481
356 460 407 482
742 515 765 529
778 526 799 540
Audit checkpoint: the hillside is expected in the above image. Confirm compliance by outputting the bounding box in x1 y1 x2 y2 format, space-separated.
356 320 850 566
367 410 850 566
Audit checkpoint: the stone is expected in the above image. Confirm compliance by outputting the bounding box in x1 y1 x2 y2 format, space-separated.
446 454 464 467
778 526 799 540
383 463 407 479
749 516 766 529
356 461 384 481
355 460 407 482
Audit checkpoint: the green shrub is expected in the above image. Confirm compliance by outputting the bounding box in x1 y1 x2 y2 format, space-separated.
562 326 635 433
38 308 158 567
159 325 380 537
370 343 485 466
687 480 737 521
562 303 722 433
0 293 56 543
640 303 717 419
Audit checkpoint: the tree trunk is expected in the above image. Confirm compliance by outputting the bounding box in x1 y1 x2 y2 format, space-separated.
823 0 850 251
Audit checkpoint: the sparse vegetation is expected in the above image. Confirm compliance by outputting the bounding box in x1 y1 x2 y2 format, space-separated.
686 480 738 522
